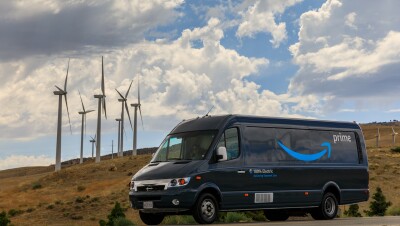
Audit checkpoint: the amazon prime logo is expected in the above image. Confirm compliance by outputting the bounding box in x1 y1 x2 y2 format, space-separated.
333 133 352 144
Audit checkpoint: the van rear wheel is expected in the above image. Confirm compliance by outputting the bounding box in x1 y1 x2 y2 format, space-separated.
264 209 289 221
311 192 338 220
193 193 218 224
139 211 164 225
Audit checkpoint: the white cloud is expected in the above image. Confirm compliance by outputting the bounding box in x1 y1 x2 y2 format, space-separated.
236 0 302 48
0 17 305 141
345 12 357 29
0 155 53 170
386 109 400 113
289 0 400 113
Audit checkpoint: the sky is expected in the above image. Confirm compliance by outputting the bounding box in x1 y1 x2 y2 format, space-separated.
0 0 399 170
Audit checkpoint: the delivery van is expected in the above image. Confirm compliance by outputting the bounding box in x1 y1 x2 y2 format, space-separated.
129 115 369 224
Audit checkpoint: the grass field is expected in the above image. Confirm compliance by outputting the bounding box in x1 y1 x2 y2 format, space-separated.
0 124 399 225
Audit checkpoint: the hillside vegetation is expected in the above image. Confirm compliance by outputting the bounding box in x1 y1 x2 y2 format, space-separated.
0 124 399 225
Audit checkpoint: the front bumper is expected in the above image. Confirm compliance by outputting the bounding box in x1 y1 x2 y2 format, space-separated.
129 188 197 213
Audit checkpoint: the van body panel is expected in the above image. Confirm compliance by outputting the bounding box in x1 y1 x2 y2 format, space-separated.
130 114 368 216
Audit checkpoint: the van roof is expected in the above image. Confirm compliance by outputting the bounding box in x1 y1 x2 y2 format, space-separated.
169 114 360 134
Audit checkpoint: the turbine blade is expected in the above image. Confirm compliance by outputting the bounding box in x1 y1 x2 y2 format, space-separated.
125 102 133 129
103 98 107 119
55 85 65 92
64 58 70 92
86 110 95 113
94 134 96 140
392 127 395 134
125 80 133 98
90 136 94 140
139 106 144 130
79 90 85 112
115 89 124 99
64 94 72 134
101 56 105 96
138 76 141 105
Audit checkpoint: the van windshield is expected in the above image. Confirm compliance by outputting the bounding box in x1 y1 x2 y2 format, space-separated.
151 130 217 162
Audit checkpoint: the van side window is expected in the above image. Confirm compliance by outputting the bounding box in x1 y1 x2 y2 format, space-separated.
217 128 239 160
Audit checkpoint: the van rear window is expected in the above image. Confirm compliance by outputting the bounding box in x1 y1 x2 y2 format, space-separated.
244 127 359 164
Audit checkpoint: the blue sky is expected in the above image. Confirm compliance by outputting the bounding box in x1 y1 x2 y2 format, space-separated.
0 0 399 170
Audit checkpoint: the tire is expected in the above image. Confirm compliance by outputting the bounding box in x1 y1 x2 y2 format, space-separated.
264 209 289 221
311 192 338 220
192 193 219 224
139 211 164 225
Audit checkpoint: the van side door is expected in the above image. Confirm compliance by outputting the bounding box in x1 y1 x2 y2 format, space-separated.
206 127 249 209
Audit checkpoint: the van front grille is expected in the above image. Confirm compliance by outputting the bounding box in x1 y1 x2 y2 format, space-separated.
137 185 165 192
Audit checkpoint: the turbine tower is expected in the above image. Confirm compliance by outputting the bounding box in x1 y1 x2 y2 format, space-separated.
392 127 398 146
131 78 144 156
90 135 96 159
115 118 121 156
53 59 72 172
115 80 133 157
375 128 380 148
94 56 107 163
78 91 94 164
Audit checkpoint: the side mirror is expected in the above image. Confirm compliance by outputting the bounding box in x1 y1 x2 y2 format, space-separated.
216 147 227 161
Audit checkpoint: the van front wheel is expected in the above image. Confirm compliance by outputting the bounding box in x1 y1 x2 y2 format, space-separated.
311 192 338 220
193 193 218 224
139 211 164 225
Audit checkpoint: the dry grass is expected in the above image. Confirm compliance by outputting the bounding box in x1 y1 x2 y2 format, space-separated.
0 155 151 226
0 124 400 225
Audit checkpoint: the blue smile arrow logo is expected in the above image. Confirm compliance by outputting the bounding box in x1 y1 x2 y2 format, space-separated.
277 141 331 162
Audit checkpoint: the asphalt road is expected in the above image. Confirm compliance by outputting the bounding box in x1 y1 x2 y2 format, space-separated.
205 217 400 226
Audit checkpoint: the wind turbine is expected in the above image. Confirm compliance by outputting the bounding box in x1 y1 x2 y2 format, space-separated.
375 128 380 148
90 135 96 159
392 127 398 146
115 118 121 156
78 92 94 164
53 59 72 172
131 77 144 156
94 56 107 163
115 80 133 157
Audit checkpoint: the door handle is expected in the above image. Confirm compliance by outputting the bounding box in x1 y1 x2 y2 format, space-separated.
237 170 246 174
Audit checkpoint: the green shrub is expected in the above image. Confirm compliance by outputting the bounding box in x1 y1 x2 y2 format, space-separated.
99 202 127 226
114 217 135 226
387 206 400 216
0 211 10 226
8 209 24 217
162 215 196 224
364 187 392 216
243 211 266 221
344 204 362 217
32 182 42 190
391 147 400 153
225 212 252 223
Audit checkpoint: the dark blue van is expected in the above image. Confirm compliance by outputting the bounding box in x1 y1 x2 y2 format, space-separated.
129 115 369 224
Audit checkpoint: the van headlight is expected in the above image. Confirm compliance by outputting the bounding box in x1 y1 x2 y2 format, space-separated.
129 180 135 191
168 177 190 187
